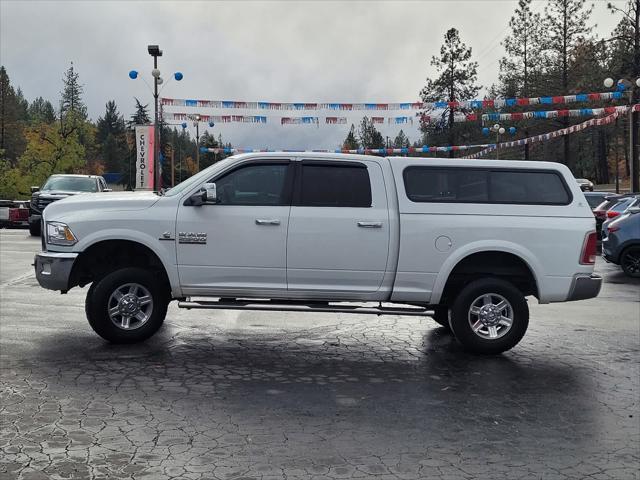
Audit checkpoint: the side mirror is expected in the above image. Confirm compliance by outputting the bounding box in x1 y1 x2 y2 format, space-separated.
31 186 40 193
203 183 217 203
628 206 640 214
187 183 217 206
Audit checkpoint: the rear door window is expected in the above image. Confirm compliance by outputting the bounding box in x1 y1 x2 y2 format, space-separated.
297 162 372 207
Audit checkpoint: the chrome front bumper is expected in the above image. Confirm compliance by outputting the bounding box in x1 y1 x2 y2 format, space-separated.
566 274 602 302
34 252 78 292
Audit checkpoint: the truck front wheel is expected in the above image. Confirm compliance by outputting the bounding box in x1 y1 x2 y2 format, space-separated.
85 267 169 343
449 278 528 355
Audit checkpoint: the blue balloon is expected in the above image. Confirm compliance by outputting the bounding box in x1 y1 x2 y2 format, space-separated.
482 127 490 136
509 126 517 135
616 81 627 91
208 121 215 127
128 70 138 79
174 72 183 81
181 122 187 129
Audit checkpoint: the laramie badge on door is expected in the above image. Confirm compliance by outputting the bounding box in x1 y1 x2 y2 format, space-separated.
178 232 207 244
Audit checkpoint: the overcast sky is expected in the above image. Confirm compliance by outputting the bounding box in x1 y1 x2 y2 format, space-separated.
0 0 626 150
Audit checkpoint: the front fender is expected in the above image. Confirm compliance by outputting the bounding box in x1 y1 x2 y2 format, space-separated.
430 240 544 304
75 229 181 297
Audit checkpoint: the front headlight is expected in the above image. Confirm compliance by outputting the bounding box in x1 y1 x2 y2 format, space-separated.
46 222 78 246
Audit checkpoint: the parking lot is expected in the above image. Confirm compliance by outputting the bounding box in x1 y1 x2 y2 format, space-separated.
0 228 638 480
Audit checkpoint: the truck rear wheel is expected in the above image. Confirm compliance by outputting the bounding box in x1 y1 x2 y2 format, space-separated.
85 267 169 343
449 278 528 355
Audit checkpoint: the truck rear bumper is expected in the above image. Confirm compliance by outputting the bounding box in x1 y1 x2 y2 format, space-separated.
566 274 602 301
34 252 78 291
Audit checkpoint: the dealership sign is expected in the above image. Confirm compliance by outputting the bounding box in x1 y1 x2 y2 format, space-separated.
135 125 155 190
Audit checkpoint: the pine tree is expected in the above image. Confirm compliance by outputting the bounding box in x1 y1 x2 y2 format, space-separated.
28 97 56 125
357 117 385 149
392 130 410 148
342 124 359 149
543 0 594 170
129 98 151 127
607 1 640 90
544 0 594 92
0 66 27 166
60 62 87 124
499 0 545 98
96 101 127 172
419 28 480 157
607 0 640 190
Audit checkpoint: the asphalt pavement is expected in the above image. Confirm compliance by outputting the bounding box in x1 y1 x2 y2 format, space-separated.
1 229 639 480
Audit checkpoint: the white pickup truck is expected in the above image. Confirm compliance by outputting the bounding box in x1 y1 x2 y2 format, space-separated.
34 153 601 354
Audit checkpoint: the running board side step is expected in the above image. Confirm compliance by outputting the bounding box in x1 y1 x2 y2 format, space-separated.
178 299 434 317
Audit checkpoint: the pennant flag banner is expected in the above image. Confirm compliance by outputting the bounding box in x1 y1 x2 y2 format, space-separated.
281 117 319 125
169 113 415 126
465 106 631 159
481 105 629 122
419 113 477 124
202 143 496 156
170 113 267 124
161 91 624 112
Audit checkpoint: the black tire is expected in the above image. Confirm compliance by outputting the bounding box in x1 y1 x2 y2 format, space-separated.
449 277 529 355
431 306 451 331
620 246 640 278
85 267 169 343
29 222 40 236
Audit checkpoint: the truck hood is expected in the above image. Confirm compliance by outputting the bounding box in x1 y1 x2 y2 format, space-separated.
43 191 161 220
37 190 85 198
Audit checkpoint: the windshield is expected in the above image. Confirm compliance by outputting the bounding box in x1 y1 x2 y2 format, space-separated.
611 198 635 212
163 156 239 197
585 194 606 208
42 176 98 192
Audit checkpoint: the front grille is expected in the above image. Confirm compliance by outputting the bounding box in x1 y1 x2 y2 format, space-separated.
37 198 56 210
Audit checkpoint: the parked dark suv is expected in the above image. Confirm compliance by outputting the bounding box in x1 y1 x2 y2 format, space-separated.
29 174 110 236
602 207 640 277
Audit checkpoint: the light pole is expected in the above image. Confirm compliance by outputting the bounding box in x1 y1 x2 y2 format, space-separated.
193 114 201 172
180 122 187 183
148 45 162 190
604 77 640 192
482 124 515 160
129 47 183 191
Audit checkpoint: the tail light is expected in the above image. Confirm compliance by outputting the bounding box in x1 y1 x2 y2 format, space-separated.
594 211 606 219
606 210 620 218
608 225 620 234
8 208 28 222
580 231 597 265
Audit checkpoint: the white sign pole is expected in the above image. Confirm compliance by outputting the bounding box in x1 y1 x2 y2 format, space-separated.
135 125 155 190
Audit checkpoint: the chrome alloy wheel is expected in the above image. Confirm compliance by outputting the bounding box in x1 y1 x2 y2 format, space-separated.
107 283 154 330
468 293 514 340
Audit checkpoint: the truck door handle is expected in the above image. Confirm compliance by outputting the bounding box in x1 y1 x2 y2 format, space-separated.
255 219 281 226
357 221 383 228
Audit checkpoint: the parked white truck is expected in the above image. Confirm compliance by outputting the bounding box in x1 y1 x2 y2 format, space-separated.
34 153 601 354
